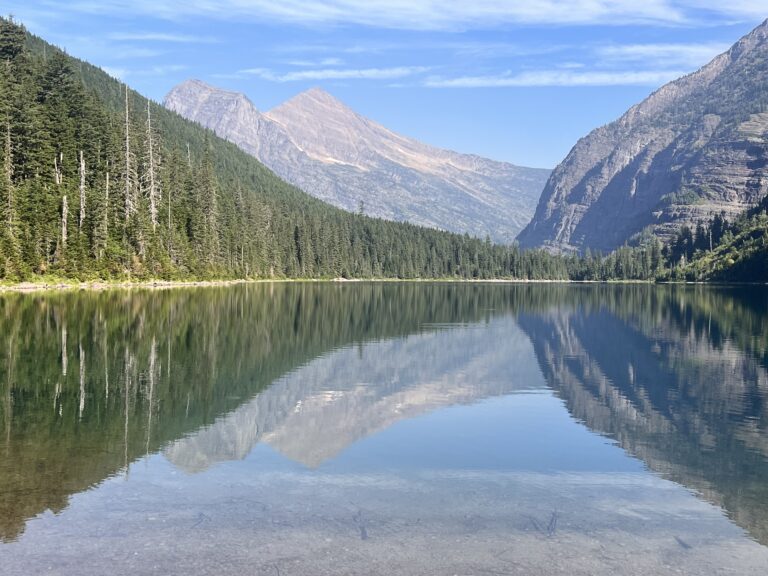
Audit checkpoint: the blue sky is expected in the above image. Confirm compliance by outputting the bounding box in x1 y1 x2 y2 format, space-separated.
5 2 767 168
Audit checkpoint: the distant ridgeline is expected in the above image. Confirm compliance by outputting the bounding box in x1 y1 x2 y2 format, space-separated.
0 16 764 282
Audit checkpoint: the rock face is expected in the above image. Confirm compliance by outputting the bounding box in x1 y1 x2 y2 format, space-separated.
165 81 549 243
518 19 768 252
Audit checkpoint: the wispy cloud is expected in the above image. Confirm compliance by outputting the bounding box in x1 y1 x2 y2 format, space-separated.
596 42 730 68
110 64 189 79
27 0 693 29
680 0 768 20
111 47 165 59
8 1 768 32
109 32 218 43
134 64 189 75
240 66 430 82
284 57 346 67
100 65 128 80
424 69 687 87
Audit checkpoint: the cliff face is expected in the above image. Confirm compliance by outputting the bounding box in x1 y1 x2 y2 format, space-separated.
518 19 768 252
165 81 549 243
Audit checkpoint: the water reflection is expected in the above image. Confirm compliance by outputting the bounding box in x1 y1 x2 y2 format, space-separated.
165 318 542 471
0 283 531 542
518 285 768 546
0 283 767 574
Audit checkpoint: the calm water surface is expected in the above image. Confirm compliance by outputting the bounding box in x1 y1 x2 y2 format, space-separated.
1 283 767 575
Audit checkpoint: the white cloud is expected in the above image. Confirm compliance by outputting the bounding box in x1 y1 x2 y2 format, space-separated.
285 57 346 67
120 64 189 77
596 42 730 68
111 47 165 59
424 69 687 87
10 1 768 31
144 64 189 74
34 0 693 29
680 1 768 20
240 66 430 82
109 32 218 43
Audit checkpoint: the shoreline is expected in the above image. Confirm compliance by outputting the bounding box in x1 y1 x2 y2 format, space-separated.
1 277 760 294
0 277 582 293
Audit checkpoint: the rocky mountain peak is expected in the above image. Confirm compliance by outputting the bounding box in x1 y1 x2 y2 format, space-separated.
517 19 768 253
284 86 348 109
165 80 550 243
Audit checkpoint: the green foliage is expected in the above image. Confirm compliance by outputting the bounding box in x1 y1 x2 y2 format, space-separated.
664 195 768 282
0 17 598 282
12 16 761 284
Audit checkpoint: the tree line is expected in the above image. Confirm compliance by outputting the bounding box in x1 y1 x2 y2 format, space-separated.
1 17 765 283
0 18 581 282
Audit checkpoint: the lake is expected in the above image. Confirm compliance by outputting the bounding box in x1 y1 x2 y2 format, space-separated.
1 283 767 575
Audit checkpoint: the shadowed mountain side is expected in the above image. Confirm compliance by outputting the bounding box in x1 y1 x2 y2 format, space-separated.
517 301 768 545
518 19 768 252
165 81 549 243
164 318 541 471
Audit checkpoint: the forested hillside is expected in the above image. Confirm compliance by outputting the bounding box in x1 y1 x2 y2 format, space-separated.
0 18 571 282
665 196 768 282
2 17 764 284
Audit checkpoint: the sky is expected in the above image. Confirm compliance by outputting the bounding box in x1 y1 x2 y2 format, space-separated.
4 2 768 169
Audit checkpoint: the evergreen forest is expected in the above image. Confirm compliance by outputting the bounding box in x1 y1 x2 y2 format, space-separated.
0 17 766 283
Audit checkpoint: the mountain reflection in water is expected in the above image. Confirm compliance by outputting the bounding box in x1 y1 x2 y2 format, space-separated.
0 283 767 575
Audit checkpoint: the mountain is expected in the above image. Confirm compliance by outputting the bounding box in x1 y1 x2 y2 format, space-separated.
0 17 560 282
165 80 550 243
517 19 768 253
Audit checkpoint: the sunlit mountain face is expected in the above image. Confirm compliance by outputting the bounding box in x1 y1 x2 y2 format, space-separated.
1 284 768 575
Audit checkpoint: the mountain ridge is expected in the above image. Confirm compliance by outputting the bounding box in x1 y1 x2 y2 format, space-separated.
165 80 550 243
517 18 768 253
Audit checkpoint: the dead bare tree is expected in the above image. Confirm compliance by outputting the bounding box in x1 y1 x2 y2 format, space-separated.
55 152 67 249
61 193 68 248
144 101 161 230
96 162 110 260
3 118 13 229
123 85 137 221
79 150 86 230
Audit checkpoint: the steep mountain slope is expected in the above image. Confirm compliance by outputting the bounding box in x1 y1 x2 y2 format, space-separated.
518 19 768 253
165 80 549 243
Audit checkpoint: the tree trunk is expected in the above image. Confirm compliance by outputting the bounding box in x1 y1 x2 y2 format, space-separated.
124 85 134 221
79 150 86 230
3 119 12 228
146 101 159 230
61 194 68 248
